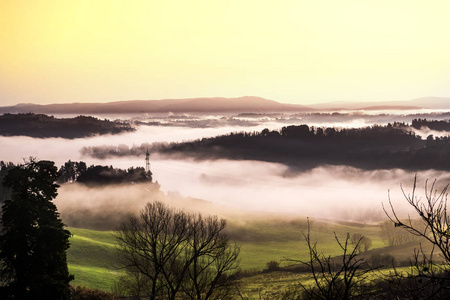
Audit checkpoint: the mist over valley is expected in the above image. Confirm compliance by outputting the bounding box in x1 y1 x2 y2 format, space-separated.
3 104 450 298
2 108 450 224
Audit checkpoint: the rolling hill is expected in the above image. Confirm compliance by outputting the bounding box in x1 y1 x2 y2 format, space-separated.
2 96 448 115
0 96 312 114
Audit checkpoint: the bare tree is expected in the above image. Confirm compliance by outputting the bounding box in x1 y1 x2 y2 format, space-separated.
182 215 240 300
288 219 375 300
115 202 190 299
115 201 240 300
382 176 450 298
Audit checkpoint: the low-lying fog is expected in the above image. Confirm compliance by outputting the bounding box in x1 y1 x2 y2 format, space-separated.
2 111 450 225
54 157 450 226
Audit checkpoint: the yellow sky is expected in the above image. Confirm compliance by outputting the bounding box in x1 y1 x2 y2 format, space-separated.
1 0 450 106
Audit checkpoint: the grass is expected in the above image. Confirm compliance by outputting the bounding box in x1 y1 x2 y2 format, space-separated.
233 218 385 270
237 266 421 299
238 271 313 299
67 228 124 291
66 218 390 292
64 217 444 299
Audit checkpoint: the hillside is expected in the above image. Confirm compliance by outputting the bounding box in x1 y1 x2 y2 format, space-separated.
68 217 433 297
0 96 311 114
67 218 386 291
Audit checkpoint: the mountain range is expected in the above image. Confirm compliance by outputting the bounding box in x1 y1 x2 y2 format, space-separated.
0 96 449 114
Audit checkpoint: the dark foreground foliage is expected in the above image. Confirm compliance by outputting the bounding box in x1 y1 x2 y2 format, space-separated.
115 201 240 300
0 160 73 300
69 286 117 300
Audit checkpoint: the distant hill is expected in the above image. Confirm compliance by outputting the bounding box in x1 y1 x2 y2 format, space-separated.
408 97 450 109
0 96 312 114
2 96 449 114
309 97 450 110
358 105 422 111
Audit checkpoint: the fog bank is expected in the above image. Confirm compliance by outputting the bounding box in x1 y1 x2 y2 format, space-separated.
53 160 449 227
3 111 450 226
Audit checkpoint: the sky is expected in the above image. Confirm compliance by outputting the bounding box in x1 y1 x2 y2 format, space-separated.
2 0 450 106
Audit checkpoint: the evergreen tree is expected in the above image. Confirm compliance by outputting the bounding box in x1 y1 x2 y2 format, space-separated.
0 160 73 299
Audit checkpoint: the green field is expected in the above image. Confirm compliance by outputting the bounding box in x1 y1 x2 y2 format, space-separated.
67 218 393 293
67 228 124 291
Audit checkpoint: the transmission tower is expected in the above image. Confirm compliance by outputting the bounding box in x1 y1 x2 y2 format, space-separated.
145 149 150 173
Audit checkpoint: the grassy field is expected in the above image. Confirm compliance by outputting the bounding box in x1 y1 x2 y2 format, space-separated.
67 218 390 292
229 218 385 270
67 228 124 291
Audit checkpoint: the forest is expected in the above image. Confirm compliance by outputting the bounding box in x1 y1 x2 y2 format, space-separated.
0 113 134 138
82 120 450 171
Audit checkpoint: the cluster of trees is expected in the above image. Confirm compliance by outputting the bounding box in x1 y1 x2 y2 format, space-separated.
58 160 152 185
350 233 372 253
57 160 87 183
411 118 450 132
0 113 135 138
1 159 153 202
380 220 421 246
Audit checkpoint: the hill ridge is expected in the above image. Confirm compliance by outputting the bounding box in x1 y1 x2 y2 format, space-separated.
0 96 311 114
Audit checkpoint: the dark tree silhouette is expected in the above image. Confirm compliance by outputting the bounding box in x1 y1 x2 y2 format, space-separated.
76 165 151 185
0 113 135 138
382 176 450 299
0 159 73 300
115 201 240 300
0 161 15 203
287 219 375 300
57 160 87 183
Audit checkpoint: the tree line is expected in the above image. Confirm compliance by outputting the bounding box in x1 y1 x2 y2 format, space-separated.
1 159 152 187
57 160 152 185
82 122 450 171
411 118 450 132
0 113 135 138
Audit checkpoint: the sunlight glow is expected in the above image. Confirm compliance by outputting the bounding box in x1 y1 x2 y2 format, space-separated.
2 0 450 105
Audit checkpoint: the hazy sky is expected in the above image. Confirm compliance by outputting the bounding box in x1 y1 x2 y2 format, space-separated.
2 0 450 106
